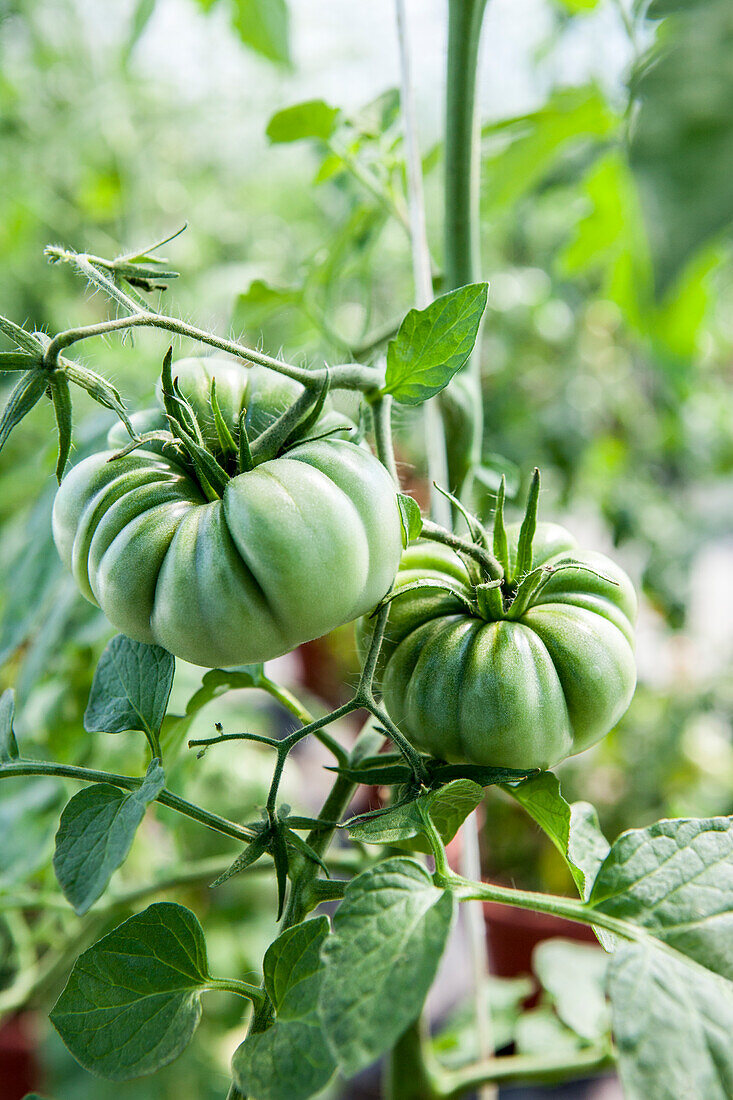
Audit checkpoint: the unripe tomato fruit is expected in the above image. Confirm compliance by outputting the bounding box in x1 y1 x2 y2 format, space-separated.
358 522 636 771
54 358 402 668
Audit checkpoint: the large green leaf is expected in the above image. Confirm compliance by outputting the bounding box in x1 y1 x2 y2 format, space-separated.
384 284 488 405
609 942 733 1100
319 857 454 1076
233 917 335 1100
53 760 165 914
588 816 733 979
629 0 733 295
51 903 211 1080
84 634 174 745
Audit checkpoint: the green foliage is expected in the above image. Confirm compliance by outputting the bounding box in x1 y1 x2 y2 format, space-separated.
397 492 423 546
0 688 19 762
53 760 165 914
589 816 733 978
267 100 341 144
50 903 211 1080
319 858 454 1077
609 942 733 1100
504 772 609 900
233 918 335 1100
349 779 483 851
385 283 489 404
630 0 733 296
83 635 175 755
197 0 291 65
532 939 609 1042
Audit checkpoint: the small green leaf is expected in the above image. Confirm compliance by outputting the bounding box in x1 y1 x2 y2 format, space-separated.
267 99 340 144
589 816 733 979
230 0 290 65
84 635 175 755
349 780 483 852
62 359 134 436
51 903 210 1080
0 370 48 455
319 857 454 1076
0 689 20 763
185 666 265 715
53 760 165 914
384 283 489 405
397 493 423 547
233 918 335 1100
51 374 73 481
503 772 609 901
492 475 510 578
609 941 733 1100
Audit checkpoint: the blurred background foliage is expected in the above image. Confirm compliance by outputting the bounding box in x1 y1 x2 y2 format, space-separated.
1 0 732 1095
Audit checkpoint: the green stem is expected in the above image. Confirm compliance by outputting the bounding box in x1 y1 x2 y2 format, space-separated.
370 393 399 484
421 518 503 580
208 977 264 1005
438 1046 615 1098
45 312 381 393
0 762 255 845
261 675 347 765
385 1017 441 1100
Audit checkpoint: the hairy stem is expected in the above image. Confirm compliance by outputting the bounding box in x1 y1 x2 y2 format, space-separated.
0 762 255 844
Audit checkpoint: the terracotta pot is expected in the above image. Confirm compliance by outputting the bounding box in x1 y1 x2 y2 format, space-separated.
0 1014 40 1099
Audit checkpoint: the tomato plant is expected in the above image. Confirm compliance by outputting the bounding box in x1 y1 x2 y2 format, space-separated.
1 2 732 1100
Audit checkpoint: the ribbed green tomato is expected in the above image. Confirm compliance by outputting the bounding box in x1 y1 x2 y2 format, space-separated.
360 523 637 771
54 358 402 668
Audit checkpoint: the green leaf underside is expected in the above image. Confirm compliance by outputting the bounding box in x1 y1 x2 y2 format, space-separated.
589 816 733 980
84 635 175 738
504 772 609 900
349 779 483 852
53 760 165 914
0 689 20 763
609 942 733 1100
50 902 210 1080
385 283 489 405
318 857 454 1077
233 917 335 1100
267 99 340 143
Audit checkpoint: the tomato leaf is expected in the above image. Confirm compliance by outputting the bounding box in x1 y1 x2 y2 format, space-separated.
533 940 610 1043
0 689 20 763
84 635 175 754
53 760 165 914
397 493 423 547
610 941 733 1100
588 816 733 979
267 99 340 144
209 828 271 888
318 858 454 1076
51 903 210 1080
233 918 336 1100
384 283 488 405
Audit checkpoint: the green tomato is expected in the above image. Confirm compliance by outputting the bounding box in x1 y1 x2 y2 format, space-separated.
359 522 637 770
55 358 401 668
